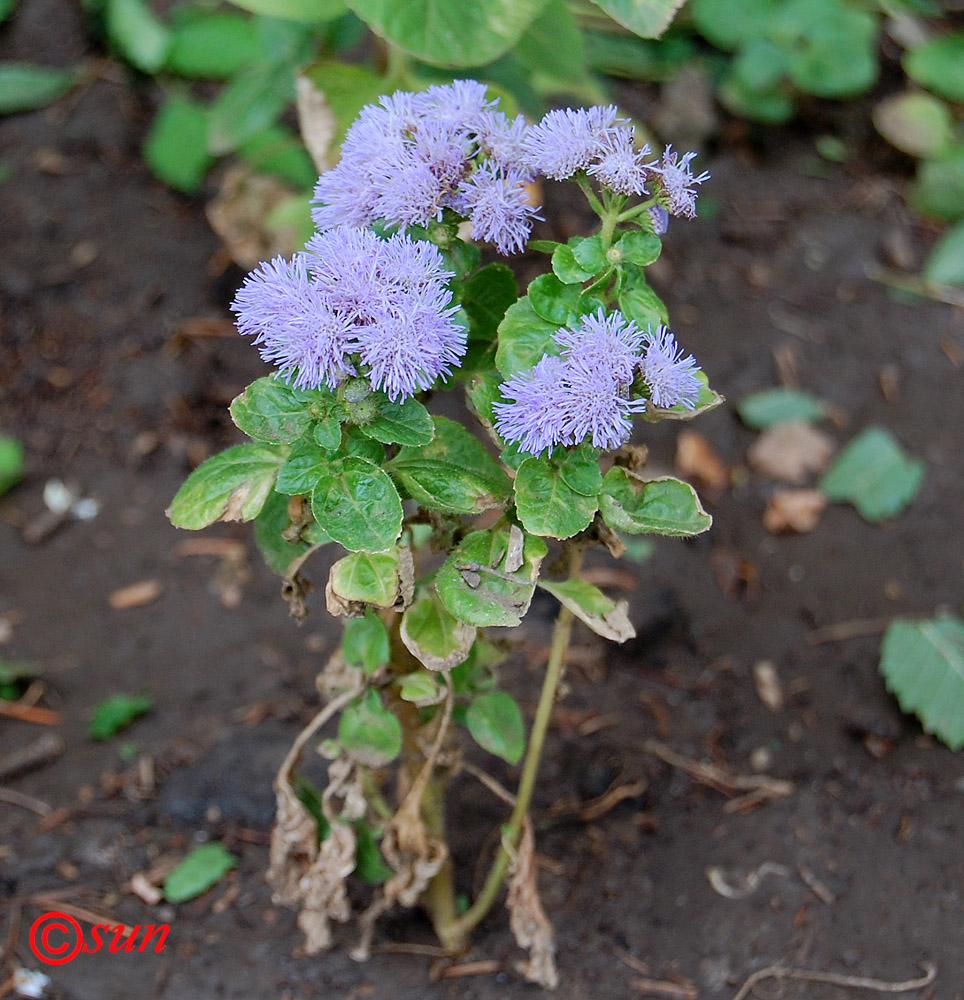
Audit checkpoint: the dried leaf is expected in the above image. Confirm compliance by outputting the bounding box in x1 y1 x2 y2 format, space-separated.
295 74 336 172
748 421 834 484
504 524 525 573
763 488 827 534
109 579 163 609
506 819 558 989
674 429 728 492
752 660 784 712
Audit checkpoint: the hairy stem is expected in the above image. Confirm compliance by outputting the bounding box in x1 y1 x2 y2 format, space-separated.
440 545 585 944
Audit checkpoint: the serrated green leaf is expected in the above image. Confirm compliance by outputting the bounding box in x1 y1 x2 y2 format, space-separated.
904 31 964 103
437 525 547 627
923 221 964 287
495 295 561 378
527 272 584 326
0 62 76 114
539 578 635 642
0 435 23 497
225 0 346 22
344 0 550 68
551 243 595 284
515 457 598 540
275 437 333 495
401 587 476 671
328 548 407 610
616 266 668 329
311 456 402 551
359 396 434 446
164 843 238 903
388 416 510 515
599 469 712 536
616 230 662 267
255 489 329 573
339 689 402 767
169 444 284 529
208 63 293 156
230 377 333 445
143 94 212 194
466 691 524 763
89 694 152 740
342 429 385 463
737 387 825 429
106 0 172 72
342 611 390 672
460 263 518 344
588 0 685 39
166 12 258 79
819 427 924 523
555 442 603 496
880 617 964 750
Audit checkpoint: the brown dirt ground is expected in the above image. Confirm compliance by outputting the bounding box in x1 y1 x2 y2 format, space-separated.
2 4 964 999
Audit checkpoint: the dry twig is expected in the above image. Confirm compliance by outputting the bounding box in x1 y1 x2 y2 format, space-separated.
731 961 936 1000
0 788 52 816
807 617 892 645
630 977 698 998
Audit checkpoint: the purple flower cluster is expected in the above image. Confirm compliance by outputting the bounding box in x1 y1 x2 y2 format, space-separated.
312 81 539 254
232 226 465 401
493 311 701 456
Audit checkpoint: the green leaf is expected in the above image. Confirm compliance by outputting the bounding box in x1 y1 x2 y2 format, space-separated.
689 0 774 50
555 442 602 496
339 689 403 767
359 396 434 447
466 691 524 763
880 617 964 750
168 444 284 529
729 35 787 93
571 235 608 273
342 611 390 672
923 220 964 287
166 12 258 78
904 31 964 103
495 295 561 378
551 243 595 284
583 28 696 81
436 525 547 627
0 0 16 24
539 578 635 642
311 456 403 551
353 820 393 883
276 437 333 495
231 377 332 445
388 416 511 515
0 435 23 497
599 469 712 536
254 489 329 573
527 272 584 326
736 387 825 429
328 548 409 611
515 0 594 96
872 92 953 159
342 429 385 463
344 0 551 68
460 263 518 344
0 63 75 114
207 64 293 156
89 694 152 740
143 94 212 194
163 844 238 903
719 71 794 124
514 457 598 540
299 59 387 153
911 144 964 222
616 266 669 329
237 124 318 188
397 670 444 705
225 0 347 22
819 427 924 523
615 230 661 267
400 587 476 672
106 0 172 72
644 370 724 422
587 0 686 39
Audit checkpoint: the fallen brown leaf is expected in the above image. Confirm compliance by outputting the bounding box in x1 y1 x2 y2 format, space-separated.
109 579 163 609
752 660 784 712
748 421 834 483
763 489 827 534
675 429 728 492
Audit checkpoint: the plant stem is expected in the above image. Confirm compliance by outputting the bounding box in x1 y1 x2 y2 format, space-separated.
441 545 585 944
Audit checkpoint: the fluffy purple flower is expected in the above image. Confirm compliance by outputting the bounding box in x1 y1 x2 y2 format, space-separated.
587 128 651 196
456 162 541 255
556 359 644 451
232 255 355 390
651 145 710 220
554 310 643 385
523 105 623 180
638 325 702 408
474 110 531 172
493 355 570 456
423 79 494 125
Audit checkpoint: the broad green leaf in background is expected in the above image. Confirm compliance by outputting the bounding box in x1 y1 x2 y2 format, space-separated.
689 0 775 50
164 843 238 903
460 263 519 344
0 63 75 114
345 0 550 68
165 12 259 79
0 0 16 23
299 60 386 156
254 489 330 574
339 688 403 767
719 71 794 124
582 29 697 82
226 0 347 22
872 92 953 159
514 457 598 539
311 456 403 551
106 0 172 73
237 124 318 188
342 611 390 672
516 0 602 101
880 616 964 750
0 435 23 496
89 694 152 740
495 295 561 377
437 525 547 627
588 0 687 40
911 144 964 222
230 377 335 445
328 548 409 610
616 265 669 329
923 221 964 287
359 396 434 447
539 578 635 643
728 36 787 94
599 469 712 536
401 587 476 672
208 63 294 156
736 387 825 429
168 444 284 529
466 690 525 763
144 94 213 194
904 31 964 103
819 427 924 523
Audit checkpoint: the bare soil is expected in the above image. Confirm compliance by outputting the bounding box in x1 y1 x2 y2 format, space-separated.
2 5 964 999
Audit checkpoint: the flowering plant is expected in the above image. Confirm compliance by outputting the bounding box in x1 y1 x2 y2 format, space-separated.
168 80 719 985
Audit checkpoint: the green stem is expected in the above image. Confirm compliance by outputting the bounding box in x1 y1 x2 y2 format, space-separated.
441 545 585 943
575 173 605 217
616 197 658 224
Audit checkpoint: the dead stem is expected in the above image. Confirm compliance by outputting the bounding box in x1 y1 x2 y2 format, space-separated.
731 961 937 1000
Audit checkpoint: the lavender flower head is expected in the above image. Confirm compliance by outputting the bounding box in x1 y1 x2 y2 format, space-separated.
456 161 542 255
651 145 710 220
587 129 651 196
492 355 571 456
233 226 466 401
638 325 702 409
523 105 623 180
554 310 644 384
